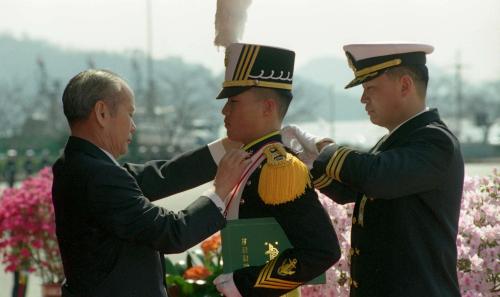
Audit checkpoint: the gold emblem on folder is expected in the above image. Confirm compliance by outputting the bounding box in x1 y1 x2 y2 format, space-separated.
264 241 280 261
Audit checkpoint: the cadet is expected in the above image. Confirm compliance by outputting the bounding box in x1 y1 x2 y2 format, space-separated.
284 43 464 297
125 44 341 296
210 43 341 296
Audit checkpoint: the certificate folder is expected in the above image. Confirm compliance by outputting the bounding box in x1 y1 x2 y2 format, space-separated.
221 217 325 284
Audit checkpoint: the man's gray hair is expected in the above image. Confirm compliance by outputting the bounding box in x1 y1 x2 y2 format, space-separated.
62 69 127 125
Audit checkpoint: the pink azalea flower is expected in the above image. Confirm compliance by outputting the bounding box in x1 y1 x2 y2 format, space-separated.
301 169 499 297
0 167 64 284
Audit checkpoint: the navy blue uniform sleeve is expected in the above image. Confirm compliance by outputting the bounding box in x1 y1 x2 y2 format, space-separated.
312 127 454 199
123 145 217 201
88 164 225 254
317 179 360 204
233 189 341 296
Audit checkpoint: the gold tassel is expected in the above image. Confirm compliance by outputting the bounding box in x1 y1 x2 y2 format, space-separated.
258 144 311 205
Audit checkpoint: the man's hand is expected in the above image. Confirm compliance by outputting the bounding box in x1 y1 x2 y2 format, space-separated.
281 125 334 168
213 273 242 297
316 139 334 152
282 124 333 155
214 149 250 199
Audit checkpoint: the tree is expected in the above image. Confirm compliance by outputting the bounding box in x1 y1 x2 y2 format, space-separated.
465 80 500 144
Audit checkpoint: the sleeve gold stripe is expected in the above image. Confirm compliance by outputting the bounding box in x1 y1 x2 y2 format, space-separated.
238 45 256 80
326 147 348 176
244 46 260 80
255 281 300 289
316 177 333 189
312 174 329 187
313 147 349 188
333 149 352 181
233 45 250 80
255 258 276 286
328 149 347 181
254 258 302 289
313 174 333 189
327 147 349 178
256 258 301 286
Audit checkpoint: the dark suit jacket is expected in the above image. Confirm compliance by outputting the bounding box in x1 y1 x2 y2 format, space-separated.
52 136 225 297
311 109 463 297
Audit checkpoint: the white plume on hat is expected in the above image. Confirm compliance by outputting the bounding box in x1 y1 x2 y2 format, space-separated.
214 0 253 48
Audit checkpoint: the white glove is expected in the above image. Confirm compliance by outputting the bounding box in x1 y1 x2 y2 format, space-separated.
282 124 321 155
213 273 242 297
282 125 333 168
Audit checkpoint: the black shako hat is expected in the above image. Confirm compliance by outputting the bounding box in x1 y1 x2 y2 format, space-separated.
343 42 434 89
216 43 295 99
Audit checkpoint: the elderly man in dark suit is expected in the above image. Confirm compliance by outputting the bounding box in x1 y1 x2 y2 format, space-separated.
283 43 464 297
52 69 250 297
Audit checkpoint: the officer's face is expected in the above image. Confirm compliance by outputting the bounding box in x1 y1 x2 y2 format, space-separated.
102 85 137 158
221 89 266 144
361 74 404 131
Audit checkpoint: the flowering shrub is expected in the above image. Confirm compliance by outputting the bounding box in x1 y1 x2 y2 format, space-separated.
301 169 499 297
457 170 499 296
165 233 223 297
300 194 353 297
0 167 64 284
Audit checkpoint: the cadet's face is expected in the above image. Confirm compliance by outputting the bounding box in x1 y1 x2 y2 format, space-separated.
106 86 136 158
221 89 265 144
360 74 403 130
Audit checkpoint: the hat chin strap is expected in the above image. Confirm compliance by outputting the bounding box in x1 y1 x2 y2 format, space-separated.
223 79 292 91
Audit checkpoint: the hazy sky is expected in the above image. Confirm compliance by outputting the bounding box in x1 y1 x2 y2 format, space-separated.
1 0 499 82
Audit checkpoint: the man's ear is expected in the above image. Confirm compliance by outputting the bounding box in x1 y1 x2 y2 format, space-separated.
94 100 109 127
400 74 413 98
262 98 277 117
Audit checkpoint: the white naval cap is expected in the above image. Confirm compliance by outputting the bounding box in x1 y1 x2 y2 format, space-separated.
342 42 434 88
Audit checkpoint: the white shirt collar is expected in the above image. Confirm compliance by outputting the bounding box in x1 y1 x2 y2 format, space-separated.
388 107 429 137
99 147 121 166
372 107 429 152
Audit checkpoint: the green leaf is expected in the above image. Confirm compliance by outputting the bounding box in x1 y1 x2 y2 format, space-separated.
174 262 187 275
166 274 187 286
180 282 194 296
163 256 179 276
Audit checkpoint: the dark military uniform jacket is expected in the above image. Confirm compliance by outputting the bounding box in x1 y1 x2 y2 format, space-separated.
125 132 341 296
311 109 463 297
52 136 225 297
218 132 341 296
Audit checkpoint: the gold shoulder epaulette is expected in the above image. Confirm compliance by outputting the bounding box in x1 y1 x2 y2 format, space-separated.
258 143 311 205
